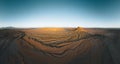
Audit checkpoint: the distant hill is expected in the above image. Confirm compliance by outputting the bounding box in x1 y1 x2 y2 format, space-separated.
0 26 16 29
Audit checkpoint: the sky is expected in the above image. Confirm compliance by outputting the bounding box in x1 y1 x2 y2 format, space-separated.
0 0 120 28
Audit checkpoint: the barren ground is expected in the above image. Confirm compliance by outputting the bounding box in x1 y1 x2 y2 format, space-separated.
0 27 120 64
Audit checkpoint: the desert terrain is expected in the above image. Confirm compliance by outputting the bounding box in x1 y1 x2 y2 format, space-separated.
0 27 120 64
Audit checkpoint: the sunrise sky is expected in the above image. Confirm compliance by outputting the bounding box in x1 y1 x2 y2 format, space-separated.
0 0 120 28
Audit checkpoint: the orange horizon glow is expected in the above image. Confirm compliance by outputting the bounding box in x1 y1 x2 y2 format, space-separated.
38 28 65 31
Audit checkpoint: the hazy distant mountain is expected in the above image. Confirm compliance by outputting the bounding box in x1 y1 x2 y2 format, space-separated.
0 26 16 29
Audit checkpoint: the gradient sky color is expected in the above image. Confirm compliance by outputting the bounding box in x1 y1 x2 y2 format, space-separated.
0 0 120 28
